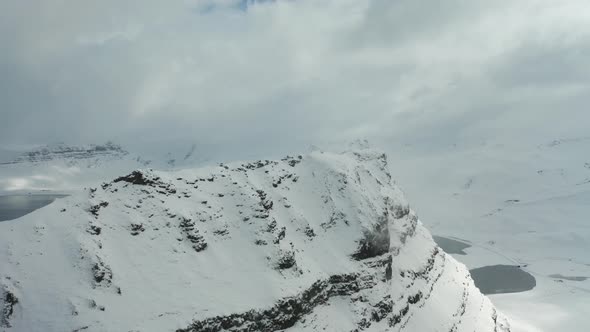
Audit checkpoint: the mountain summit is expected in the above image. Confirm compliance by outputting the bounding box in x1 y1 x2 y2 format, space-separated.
0 149 510 331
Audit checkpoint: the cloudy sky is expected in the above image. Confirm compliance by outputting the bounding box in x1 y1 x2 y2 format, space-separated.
1 0 589 156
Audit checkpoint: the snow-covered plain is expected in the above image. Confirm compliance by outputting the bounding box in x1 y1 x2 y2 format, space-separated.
0 149 509 331
387 133 590 332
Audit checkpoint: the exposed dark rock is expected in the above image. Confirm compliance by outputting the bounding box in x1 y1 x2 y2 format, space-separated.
303 226 316 239
92 258 113 287
276 251 296 270
239 160 278 171
89 201 109 217
130 223 145 236
405 248 440 280
177 268 386 332
357 318 371 330
320 211 346 230
114 170 177 195
370 296 392 323
114 171 154 186
408 292 422 304
280 155 303 167
253 189 273 219
390 304 410 327
392 204 410 219
329 274 360 296
1 289 18 328
352 214 390 261
179 218 207 252
213 229 229 237
272 173 296 188
266 219 277 232
385 258 392 281
87 225 102 236
257 190 273 211
273 227 286 244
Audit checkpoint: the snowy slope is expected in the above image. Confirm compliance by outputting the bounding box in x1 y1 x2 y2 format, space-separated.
0 149 510 332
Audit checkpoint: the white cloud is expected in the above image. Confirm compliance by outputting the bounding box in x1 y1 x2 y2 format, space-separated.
1 0 589 157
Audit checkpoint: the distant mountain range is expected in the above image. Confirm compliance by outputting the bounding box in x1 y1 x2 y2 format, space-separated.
0 142 206 193
0 142 131 166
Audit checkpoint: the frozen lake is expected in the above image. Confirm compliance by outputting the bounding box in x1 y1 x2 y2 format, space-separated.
469 265 536 295
434 236 537 295
433 235 471 255
0 194 67 222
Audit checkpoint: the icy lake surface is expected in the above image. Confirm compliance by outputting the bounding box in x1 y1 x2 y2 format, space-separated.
434 236 537 295
433 236 471 255
0 194 67 222
469 265 536 295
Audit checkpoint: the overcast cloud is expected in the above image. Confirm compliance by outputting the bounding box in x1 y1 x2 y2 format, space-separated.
1 0 590 157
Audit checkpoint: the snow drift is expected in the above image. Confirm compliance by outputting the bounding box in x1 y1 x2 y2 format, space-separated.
0 149 510 331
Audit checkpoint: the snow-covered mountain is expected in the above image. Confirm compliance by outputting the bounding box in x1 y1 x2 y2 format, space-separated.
0 142 208 194
0 143 144 194
0 149 510 332
0 142 130 166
